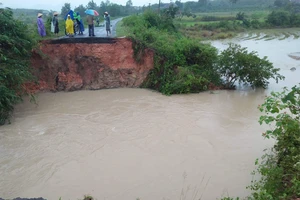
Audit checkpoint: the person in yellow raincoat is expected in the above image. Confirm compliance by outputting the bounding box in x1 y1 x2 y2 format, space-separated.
65 14 74 37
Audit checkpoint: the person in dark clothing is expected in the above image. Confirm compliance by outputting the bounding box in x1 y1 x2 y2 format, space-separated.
86 15 95 37
52 12 59 35
104 12 111 36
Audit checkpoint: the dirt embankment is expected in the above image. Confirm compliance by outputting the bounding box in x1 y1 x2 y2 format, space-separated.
26 38 154 92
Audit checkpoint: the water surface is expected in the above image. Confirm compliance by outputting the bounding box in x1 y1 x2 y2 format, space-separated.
0 37 299 200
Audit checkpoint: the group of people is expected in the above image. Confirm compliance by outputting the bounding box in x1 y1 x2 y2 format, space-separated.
65 12 85 37
36 11 111 38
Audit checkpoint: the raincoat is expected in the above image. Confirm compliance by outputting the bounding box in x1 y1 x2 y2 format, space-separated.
105 15 110 31
65 17 74 35
37 17 46 37
74 12 85 32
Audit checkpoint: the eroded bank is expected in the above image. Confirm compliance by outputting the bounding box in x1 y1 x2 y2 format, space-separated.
27 37 154 92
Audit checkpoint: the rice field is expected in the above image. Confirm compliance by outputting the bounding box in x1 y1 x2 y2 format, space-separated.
236 28 300 41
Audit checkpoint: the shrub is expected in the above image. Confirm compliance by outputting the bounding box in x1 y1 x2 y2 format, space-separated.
236 12 246 20
267 10 291 26
248 85 300 200
250 19 262 29
218 43 285 89
143 37 220 95
122 11 284 95
0 8 35 124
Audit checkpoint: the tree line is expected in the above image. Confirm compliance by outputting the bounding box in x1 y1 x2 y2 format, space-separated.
61 0 137 18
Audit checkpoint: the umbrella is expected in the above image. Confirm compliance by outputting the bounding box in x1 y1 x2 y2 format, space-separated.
85 9 99 16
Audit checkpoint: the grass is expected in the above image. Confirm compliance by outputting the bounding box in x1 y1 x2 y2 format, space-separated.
116 19 129 37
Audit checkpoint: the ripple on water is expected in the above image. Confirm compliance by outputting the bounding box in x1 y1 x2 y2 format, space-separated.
1 36 300 200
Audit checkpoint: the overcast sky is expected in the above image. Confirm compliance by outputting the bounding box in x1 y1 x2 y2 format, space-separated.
1 0 186 11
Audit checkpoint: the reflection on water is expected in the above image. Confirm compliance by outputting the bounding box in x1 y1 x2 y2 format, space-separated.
0 38 299 200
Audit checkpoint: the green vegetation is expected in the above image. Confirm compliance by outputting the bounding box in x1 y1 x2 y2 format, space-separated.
248 85 300 200
221 85 300 200
0 8 35 125
170 0 300 40
218 44 284 89
116 20 128 37
120 9 284 95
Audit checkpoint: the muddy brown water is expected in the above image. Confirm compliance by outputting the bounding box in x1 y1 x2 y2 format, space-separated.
0 37 299 200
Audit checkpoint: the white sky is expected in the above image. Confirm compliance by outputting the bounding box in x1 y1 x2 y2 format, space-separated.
0 0 188 11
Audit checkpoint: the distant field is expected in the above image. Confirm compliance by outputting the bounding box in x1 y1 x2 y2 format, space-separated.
237 28 300 41
175 10 270 27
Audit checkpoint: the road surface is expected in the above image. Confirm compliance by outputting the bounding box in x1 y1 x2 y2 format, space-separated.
63 18 123 38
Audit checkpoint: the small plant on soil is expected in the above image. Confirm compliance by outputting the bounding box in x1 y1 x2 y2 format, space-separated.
83 195 94 200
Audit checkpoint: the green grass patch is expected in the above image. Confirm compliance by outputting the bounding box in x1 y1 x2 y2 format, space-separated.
116 20 129 37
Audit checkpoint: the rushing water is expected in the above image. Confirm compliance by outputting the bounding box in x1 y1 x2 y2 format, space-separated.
0 37 299 200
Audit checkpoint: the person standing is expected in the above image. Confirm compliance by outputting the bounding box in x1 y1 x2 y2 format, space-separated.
52 12 59 36
87 14 95 37
37 13 46 37
104 12 111 36
74 12 84 35
65 14 74 37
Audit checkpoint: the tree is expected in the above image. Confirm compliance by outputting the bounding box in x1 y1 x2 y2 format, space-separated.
163 4 179 19
74 4 86 17
126 0 133 15
108 3 121 17
0 8 35 124
198 0 208 6
267 11 291 26
99 1 107 14
274 0 290 7
86 0 97 9
61 3 71 17
218 43 285 89
175 0 184 10
229 0 238 4
126 0 133 7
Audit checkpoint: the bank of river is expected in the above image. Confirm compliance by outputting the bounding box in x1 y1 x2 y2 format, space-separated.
0 36 299 200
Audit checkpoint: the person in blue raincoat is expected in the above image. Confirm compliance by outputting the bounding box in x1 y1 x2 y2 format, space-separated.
74 12 84 35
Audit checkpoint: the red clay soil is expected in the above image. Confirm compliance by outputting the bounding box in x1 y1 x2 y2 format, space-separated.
25 38 154 93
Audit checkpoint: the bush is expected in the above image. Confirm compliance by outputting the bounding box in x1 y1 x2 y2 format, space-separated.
0 8 35 124
250 19 262 29
267 10 291 26
122 11 284 95
143 36 220 95
248 85 300 200
236 12 246 20
218 43 285 89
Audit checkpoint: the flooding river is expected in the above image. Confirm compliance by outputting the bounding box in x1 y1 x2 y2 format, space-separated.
0 37 299 200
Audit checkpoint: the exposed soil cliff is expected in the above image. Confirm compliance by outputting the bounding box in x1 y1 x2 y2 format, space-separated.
27 37 154 92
